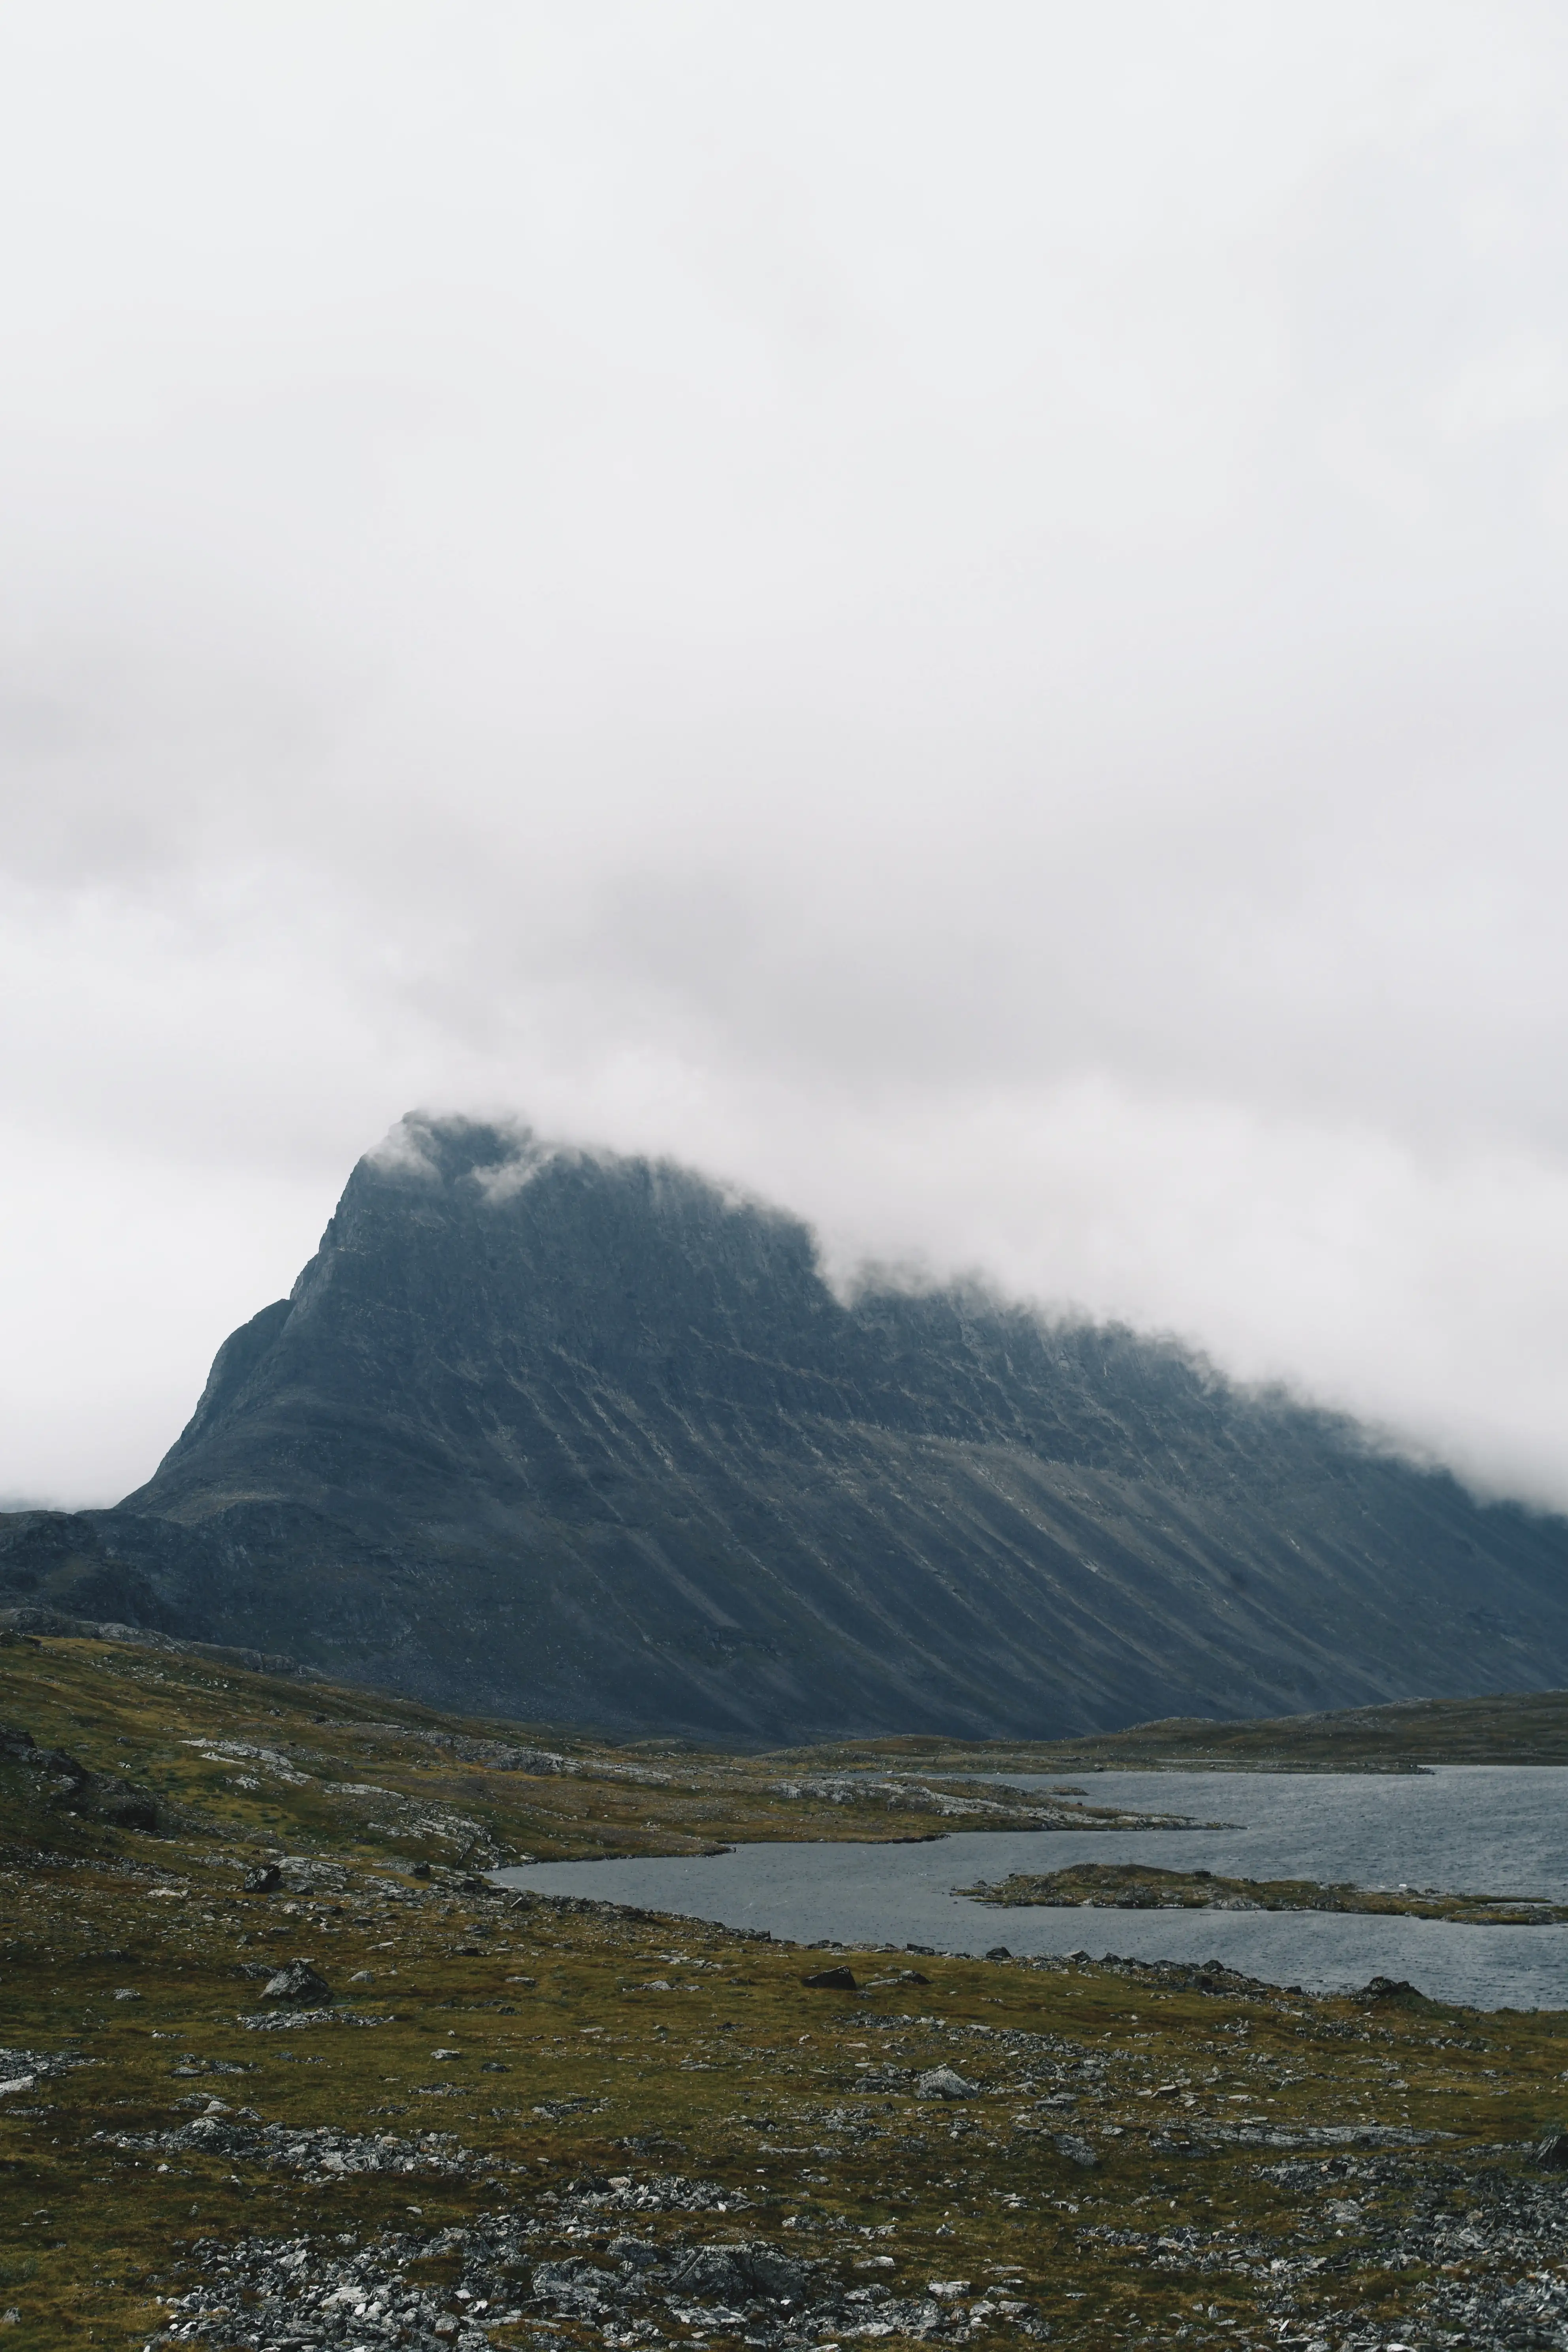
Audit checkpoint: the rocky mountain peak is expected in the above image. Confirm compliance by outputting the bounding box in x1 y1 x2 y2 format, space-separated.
54 1112 1568 1740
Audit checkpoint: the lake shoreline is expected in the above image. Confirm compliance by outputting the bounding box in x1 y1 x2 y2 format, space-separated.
494 1764 1568 2011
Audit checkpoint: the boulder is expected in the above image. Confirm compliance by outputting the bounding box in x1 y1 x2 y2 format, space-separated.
667 2240 810 2303
1362 1975 1425 2005
918 2067 978 2100
260 1959 333 2007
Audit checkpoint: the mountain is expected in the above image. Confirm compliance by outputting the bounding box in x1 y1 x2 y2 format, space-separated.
17 1113 1568 1739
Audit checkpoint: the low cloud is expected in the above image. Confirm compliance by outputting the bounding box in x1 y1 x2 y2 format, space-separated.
5 3 1568 1510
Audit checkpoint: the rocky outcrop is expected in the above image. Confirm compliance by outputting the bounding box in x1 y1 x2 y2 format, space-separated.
58 1111 1568 1740
0 1719 172 1836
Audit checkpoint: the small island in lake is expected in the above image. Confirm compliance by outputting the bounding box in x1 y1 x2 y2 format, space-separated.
957 1859 1568 1924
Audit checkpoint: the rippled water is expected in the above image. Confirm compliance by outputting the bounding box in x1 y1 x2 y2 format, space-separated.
492 1767 1568 2011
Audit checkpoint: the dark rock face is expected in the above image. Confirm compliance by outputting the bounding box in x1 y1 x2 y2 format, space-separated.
66 1112 1568 1740
0 1510 182 1629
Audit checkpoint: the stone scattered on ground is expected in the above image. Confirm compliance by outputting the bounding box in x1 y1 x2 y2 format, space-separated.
138 2182 1050 2350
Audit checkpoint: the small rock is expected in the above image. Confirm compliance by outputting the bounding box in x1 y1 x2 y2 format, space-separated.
984 1945 1012 1961
918 2067 978 2100
260 1958 333 2006
801 1966 858 1990
1055 2133 1099 2167
1534 2131 1568 2169
242 1864 282 1894
112 1987 141 2001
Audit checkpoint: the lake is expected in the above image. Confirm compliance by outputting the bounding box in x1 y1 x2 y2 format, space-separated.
492 1767 1568 2011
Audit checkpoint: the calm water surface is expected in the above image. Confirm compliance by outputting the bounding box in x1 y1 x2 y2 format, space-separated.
493 1768 1568 2012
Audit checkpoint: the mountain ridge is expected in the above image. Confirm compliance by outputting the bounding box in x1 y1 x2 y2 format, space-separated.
7 1112 1565 1739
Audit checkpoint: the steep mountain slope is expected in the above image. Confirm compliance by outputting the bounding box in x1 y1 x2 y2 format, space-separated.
70 1114 1568 1737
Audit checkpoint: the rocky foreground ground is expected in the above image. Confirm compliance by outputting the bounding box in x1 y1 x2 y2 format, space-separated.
2 1629 1566 2351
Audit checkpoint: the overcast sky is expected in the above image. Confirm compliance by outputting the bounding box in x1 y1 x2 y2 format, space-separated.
6 1 1568 1508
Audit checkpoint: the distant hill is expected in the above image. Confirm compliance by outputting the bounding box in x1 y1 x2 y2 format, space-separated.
810 1689 1568 1772
10 1114 1568 1739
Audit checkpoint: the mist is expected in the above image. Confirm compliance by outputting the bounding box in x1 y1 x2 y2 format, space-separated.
6 2 1568 1508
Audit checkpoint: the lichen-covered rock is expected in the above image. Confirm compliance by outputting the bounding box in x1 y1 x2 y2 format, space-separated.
260 1958 332 2006
918 2067 979 2100
666 2240 811 2304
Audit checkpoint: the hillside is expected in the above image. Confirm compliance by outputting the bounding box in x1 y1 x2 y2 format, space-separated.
10 1113 1568 1737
